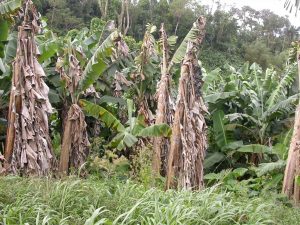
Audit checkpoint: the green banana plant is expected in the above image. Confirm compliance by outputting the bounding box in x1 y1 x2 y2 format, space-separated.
80 99 171 151
205 62 298 146
203 62 298 171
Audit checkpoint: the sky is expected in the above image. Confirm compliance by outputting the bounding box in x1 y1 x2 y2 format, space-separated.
201 0 300 26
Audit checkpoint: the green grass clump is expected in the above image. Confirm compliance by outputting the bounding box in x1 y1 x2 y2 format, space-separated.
0 176 299 224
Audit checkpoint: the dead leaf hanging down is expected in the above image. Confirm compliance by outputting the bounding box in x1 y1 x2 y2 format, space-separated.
58 53 90 175
6 0 55 175
111 33 129 61
113 71 133 97
166 16 207 190
152 24 174 177
138 100 155 125
116 38 129 57
84 85 100 98
59 104 90 175
133 24 157 81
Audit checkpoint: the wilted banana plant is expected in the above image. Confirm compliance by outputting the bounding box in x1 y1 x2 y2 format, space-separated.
283 41 300 204
56 50 90 175
130 24 158 124
4 0 55 175
58 30 128 175
152 16 210 180
0 0 21 155
152 24 173 177
166 16 207 190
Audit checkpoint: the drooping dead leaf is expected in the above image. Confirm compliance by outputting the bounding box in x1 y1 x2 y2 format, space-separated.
59 104 90 175
5 0 55 175
113 71 133 97
152 24 174 177
58 53 90 175
166 17 207 190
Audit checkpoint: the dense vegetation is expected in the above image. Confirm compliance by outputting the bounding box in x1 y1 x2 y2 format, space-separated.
1 176 300 224
1 0 300 224
32 0 300 70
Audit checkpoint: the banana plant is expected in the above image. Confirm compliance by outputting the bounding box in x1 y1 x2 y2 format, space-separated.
227 63 297 145
118 24 159 124
80 99 171 151
205 63 298 145
151 17 209 180
203 62 299 170
56 27 129 174
4 0 55 175
166 16 208 190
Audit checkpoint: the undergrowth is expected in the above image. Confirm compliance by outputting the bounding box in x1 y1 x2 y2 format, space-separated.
0 176 299 225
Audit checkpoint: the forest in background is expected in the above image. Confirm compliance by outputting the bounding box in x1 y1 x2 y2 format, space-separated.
33 0 300 70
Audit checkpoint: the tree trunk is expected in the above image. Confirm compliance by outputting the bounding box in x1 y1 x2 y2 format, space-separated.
166 17 207 190
118 0 130 35
5 0 55 175
124 0 130 35
174 18 179 36
98 0 108 19
282 46 300 204
118 0 125 31
152 24 173 177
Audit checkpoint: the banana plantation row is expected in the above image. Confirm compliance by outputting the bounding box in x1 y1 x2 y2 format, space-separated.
1 0 300 204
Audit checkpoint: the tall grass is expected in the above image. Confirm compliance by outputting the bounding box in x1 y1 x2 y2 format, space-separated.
0 176 299 224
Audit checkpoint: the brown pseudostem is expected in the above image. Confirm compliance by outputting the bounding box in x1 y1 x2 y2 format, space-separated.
152 24 174 177
282 41 300 204
58 32 129 175
57 55 90 175
4 0 55 175
166 17 208 190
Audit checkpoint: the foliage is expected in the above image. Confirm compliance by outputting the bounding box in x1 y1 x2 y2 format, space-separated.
81 99 171 151
30 0 300 71
1 176 300 224
130 143 155 188
89 151 130 179
0 0 299 210
206 62 297 142
203 62 297 184
79 30 123 93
